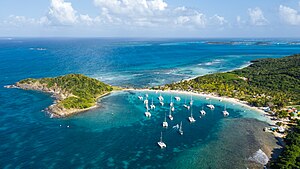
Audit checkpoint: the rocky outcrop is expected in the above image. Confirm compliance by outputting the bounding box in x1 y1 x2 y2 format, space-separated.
14 81 85 117
16 81 69 101
7 74 114 118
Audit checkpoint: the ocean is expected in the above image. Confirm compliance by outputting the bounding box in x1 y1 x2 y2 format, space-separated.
0 38 299 168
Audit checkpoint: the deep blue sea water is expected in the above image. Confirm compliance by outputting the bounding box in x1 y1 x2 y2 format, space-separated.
1 38 299 168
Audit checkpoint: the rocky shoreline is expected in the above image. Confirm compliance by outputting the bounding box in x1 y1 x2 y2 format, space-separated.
5 82 102 118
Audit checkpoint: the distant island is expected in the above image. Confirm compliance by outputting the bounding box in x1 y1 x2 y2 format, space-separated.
9 74 114 117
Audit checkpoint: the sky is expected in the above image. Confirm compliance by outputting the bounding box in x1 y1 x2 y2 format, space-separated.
0 0 300 38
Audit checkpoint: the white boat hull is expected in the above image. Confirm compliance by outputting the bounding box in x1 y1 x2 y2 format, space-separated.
157 141 166 148
162 122 168 128
188 117 196 123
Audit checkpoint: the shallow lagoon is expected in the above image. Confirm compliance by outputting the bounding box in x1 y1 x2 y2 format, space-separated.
0 90 279 168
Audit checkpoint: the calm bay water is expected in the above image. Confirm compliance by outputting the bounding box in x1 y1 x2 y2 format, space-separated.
0 38 299 168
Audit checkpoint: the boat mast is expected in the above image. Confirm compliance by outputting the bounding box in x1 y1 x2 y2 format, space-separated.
180 121 182 130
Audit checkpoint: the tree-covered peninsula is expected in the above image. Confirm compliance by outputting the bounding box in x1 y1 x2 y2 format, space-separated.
163 54 300 109
15 74 113 117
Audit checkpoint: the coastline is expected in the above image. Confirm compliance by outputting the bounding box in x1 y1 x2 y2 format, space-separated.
47 91 112 118
177 62 252 83
4 84 112 118
123 88 275 125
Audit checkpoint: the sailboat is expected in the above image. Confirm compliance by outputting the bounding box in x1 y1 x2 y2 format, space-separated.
170 96 174 107
150 98 155 109
200 106 206 115
168 107 173 120
222 104 229 116
158 93 164 101
144 99 148 105
189 95 193 106
207 100 215 109
171 106 175 112
188 107 196 123
178 121 183 135
144 102 151 117
175 96 181 101
162 111 168 128
157 132 166 148
183 97 188 108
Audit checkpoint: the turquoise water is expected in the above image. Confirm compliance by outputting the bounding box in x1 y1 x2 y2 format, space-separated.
0 38 297 168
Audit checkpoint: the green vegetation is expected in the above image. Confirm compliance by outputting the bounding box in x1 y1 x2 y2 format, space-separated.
19 74 113 109
164 54 300 109
271 120 300 169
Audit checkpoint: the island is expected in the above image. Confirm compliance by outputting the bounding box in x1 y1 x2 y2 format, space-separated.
12 74 114 117
6 54 300 168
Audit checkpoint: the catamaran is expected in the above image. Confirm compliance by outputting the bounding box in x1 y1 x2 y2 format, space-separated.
157 132 166 148
150 98 155 109
138 96 143 100
200 106 206 115
158 93 164 101
175 96 181 101
222 104 229 116
188 107 196 123
162 111 168 128
207 100 215 109
178 121 183 135
144 99 148 105
168 107 173 120
144 106 151 117
160 101 164 106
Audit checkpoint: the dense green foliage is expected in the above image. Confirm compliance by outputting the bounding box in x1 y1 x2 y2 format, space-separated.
271 120 300 169
20 74 113 109
164 54 300 108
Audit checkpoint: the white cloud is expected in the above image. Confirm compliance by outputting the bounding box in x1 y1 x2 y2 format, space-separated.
93 1 226 28
237 16 241 23
1 0 228 33
3 15 49 26
279 5 300 25
248 7 268 26
94 0 167 17
175 12 207 28
79 14 94 25
47 0 78 25
174 8 227 28
210 14 228 26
